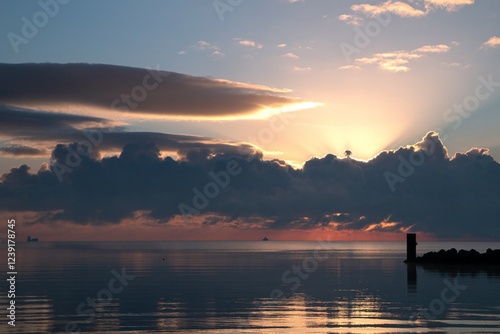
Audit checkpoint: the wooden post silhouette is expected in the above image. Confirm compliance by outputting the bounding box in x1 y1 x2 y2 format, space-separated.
406 233 417 262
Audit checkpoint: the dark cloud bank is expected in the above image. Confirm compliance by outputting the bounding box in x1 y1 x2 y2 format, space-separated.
0 63 301 118
0 106 258 158
1 132 499 239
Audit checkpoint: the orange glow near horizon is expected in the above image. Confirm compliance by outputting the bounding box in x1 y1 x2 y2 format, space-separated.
8 212 442 242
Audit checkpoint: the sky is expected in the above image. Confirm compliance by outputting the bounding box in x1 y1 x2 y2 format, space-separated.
0 0 499 241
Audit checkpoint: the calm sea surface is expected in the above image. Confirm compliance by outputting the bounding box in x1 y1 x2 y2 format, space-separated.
2 241 499 333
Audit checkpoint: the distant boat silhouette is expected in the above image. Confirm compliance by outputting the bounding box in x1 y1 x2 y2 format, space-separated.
27 236 38 242
262 236 269 241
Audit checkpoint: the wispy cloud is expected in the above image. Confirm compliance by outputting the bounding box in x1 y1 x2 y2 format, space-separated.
282 52 299 59
194 40 218 51
352 1 426 18
342 0 474 22
424 0 474 12
338 65 361 71
342 43 452 72
482 36 500 48
413 44 450 53
338 14 364 26
293 66 312 72
193 40 225 56
0 144 48 157
356 52 420 72
277 43 287 48
238 39 263 49
442 61 462 67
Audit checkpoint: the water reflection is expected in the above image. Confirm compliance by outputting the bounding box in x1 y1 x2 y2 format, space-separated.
407 262 417 293
418 263 500 277
0 241 498 333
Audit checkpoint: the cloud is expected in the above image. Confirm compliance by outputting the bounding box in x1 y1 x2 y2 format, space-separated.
277 44 287 48
352 1 426 18
0 63 320 120
482 36 500 48
348 0 473 20
0 106 114 133
338 14 364 26
424 0 474 12
353 43 451 72
211 50 225 57
338 65 361 71
442 62 462 67
356 51 421 73
238 40 263 49
0 106 260 160
193 41 225 56
194 40 220 51
282 52 300 59
413 44 450 53
293 66 312 72
0 145 48 157
1 132 499 238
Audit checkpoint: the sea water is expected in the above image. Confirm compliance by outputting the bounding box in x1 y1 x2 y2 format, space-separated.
1 241 499 333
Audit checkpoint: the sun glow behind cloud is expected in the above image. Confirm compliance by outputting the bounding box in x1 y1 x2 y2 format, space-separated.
257 101 324 119
272 76 424 163
301 123 399 162
31 100 325 121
